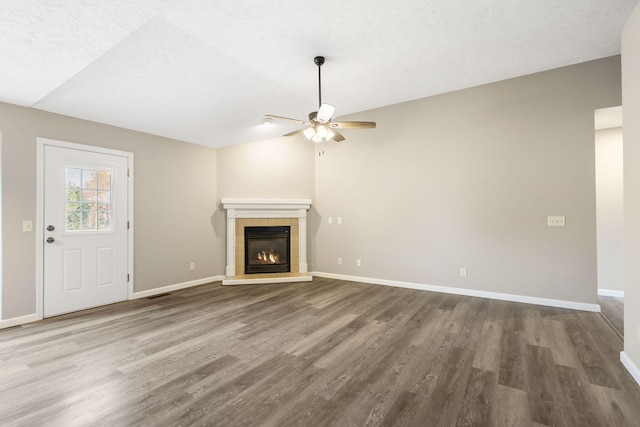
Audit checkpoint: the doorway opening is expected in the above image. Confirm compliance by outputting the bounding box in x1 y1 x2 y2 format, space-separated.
594 106 624 339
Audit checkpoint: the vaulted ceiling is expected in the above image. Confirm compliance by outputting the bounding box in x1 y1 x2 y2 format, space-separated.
0 1 637 148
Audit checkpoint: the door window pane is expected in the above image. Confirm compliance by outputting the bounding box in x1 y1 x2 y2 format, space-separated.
97 171 111 190
66 167 113 232
67 168 81 188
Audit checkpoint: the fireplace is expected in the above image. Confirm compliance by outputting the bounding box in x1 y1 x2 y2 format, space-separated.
221 198 312 285
244 226 290 274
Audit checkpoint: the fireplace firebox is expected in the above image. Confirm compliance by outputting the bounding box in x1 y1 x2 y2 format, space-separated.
244 226 290 274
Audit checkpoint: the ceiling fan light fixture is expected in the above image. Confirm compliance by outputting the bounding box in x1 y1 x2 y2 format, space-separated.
303 127 316 140
316 104 335 123
262 117 273 126
316 125 328 138
325 129 336 141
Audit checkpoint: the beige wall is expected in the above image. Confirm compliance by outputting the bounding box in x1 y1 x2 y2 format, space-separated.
623 2 640 374
0 102 219 319
215 136 316 270
595 127 624 292
313 56 621 304
217 136 315 200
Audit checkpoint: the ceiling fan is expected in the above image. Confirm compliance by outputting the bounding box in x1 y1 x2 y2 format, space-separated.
264 56 376 143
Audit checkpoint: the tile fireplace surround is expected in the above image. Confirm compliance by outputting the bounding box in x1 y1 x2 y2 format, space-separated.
221 198 313 285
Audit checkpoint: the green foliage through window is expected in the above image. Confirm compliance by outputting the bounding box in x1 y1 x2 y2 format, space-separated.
66 167 112 231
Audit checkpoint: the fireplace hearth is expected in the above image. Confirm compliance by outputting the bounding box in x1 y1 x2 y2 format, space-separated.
244 226 290 274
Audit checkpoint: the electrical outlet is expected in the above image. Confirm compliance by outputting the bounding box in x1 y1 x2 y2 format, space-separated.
337 217 343 225
356 259 361 267
338 257 342 265
460 267 468 277
547 216 566 227
190 262 196 271
23 220 33 232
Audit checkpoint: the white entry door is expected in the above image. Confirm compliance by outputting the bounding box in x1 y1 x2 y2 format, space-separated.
43 144 129 317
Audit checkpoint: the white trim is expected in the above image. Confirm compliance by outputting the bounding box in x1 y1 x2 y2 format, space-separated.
221 198 312 211
222 275 312 285
36 141 44 319
36 138 134 319
621 352 640 387
0 131 2 320
311 272 601 312
226 209 236 276
0 314 39 330
598 289 624 297
222 198 312 279
131 276 223 299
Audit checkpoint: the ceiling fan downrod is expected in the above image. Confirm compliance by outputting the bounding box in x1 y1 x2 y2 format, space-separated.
314 56 325 108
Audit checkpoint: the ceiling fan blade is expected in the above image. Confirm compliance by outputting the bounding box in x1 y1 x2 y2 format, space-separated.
316 104 335 123
329 121 376 129
330 130 346 142
265 114 306 124
283 128 306 137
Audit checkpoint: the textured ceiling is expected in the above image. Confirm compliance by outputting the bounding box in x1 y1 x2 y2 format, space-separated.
0 1 637 148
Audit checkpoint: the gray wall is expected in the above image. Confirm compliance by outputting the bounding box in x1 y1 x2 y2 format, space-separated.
595 127 624 292
313 56 622 304
0 102 219 319
623 2 640 374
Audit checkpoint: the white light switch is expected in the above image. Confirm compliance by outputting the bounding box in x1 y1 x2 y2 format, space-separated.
23 220 33 232
328 217 333 224
547 216 566 227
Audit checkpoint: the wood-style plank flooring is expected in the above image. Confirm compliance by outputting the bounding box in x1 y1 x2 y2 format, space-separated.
599 295 624 339
1 278 639 426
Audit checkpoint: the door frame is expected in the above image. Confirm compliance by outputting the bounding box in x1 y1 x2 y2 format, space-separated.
36 138 134 320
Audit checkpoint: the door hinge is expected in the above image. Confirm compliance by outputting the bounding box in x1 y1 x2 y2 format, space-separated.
127 221 130 230
127 168 130 177
127 274 130 282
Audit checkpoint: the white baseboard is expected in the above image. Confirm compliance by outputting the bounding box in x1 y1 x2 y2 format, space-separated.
0 313 39 330
131 276 223 299
621 352 640 387
311 272 601 312
598 289 624 298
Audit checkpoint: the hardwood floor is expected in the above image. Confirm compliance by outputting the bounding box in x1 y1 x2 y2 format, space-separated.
1 278 639 426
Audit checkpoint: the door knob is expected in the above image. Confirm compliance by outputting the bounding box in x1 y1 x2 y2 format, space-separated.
47 225 55 231
46 237 55 244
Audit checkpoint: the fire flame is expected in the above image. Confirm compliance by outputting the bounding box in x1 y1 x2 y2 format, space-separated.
257 249 280 264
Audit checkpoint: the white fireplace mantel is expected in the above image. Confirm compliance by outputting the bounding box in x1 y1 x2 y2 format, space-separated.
221 198 312 282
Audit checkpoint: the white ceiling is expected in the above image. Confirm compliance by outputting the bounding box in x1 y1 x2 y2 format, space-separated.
0 1 637 148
